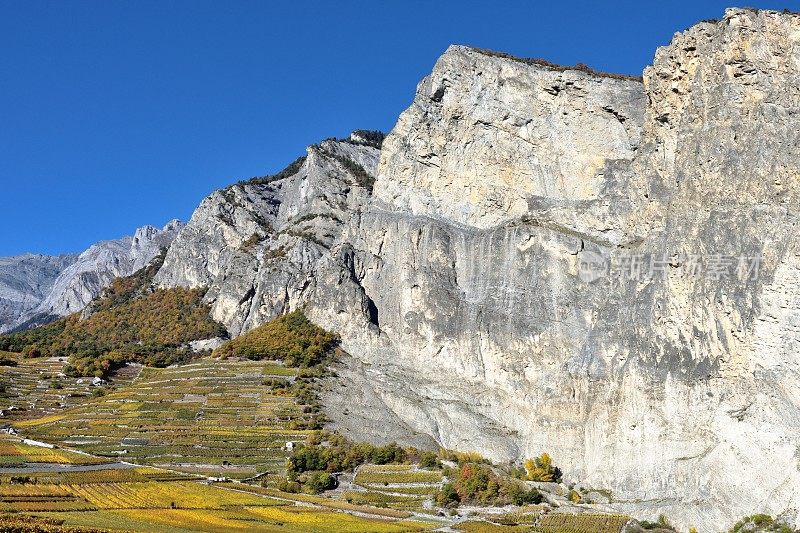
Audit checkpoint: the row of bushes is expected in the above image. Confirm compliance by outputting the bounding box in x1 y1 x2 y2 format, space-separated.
470 46 643 82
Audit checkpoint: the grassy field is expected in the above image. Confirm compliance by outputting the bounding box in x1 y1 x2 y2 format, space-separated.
342 463 444 513
0 437 111 466
15 359 308 480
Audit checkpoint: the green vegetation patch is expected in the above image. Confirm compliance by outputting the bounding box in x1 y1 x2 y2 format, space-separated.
0 254 226 377
354 469 442 485
213 310 337 368
437 462 542 508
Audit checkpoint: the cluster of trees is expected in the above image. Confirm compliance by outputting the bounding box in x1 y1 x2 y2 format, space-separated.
278 431 408 494
88 254 166 313
213 310 338 368
287 431 406 476
0 258 226 378
278 471 338 494
346 130 386 149
0 351 17 366
332 153 374 191
245 156 307 185
436 462 542 508
522 452 562 482
728 515 797 533
313 145 375 192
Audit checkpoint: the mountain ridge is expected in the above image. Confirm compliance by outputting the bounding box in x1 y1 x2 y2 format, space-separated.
2 7 799 530
150 8 800 529
0 220 183 333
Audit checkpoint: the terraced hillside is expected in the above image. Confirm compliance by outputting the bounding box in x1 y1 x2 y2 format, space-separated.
15 359 309 480
0 435 430 532
0 355 140 420
2 339 642 531
343 464 445 511
0 357 646 532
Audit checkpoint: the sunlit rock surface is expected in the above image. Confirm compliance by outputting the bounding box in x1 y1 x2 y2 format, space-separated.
155 9 800 529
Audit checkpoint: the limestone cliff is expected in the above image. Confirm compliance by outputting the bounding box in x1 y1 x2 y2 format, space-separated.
154 9 800 529
154 137 379 337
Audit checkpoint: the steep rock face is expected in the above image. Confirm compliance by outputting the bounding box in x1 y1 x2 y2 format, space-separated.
377 45 646 230
155 9 800 530
0 254 78 332
334 10 800 529
155 138 380 337
2 221 183 331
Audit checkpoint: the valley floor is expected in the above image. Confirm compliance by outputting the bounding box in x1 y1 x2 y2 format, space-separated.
0 356 649 532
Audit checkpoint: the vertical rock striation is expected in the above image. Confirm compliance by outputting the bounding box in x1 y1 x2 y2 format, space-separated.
154 9 800 529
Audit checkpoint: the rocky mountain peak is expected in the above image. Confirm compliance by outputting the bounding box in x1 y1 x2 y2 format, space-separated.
0 221 183 332
375 43 647 229
151 9 800 529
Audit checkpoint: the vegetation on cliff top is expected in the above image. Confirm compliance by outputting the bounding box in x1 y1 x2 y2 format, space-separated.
469 46 643 82
244 155 307 186
347 129 385 148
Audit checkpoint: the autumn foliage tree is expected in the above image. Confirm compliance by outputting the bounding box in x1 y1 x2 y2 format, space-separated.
524 452 561 482
437 461 541 507
0 253 226 377
213 310 337 368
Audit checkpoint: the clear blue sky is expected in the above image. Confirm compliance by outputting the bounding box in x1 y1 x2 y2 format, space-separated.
1 0 796 256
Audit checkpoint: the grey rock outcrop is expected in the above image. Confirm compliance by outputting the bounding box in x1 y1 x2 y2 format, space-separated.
155 9 800 530
376 46 645 230
0 220 183 332
0 254 77 332
154 137 379 337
